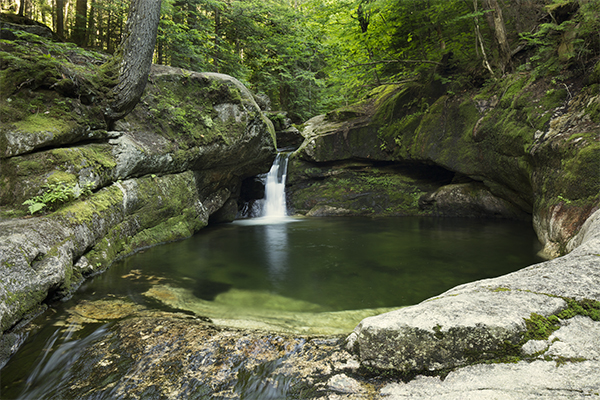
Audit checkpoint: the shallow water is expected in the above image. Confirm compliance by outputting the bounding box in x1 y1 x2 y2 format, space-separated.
114 216 543 311
1 216 544 398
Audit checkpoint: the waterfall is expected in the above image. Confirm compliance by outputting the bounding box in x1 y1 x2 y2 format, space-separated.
261 152 290 219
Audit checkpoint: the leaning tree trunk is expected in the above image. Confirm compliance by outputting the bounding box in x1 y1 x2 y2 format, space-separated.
482 0 512 74
104 0 162 126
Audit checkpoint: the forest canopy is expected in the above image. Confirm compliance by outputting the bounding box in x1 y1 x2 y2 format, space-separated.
2 0 599 122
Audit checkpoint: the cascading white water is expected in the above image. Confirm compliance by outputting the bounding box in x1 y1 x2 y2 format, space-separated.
261 153 290 218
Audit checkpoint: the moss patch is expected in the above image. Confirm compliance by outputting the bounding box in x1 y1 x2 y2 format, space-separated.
287 160 453 216
0 32 108 130
65 172 208 270
557 298 600 321
11 113 75 135
522 313 561 341
1 143 117 207
126 73 249 150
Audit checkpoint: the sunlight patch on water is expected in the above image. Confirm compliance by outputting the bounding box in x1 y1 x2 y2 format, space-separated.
143 284 398 335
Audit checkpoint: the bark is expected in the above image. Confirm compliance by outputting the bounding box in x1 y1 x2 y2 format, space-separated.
104 0 162 125
88 0 96 47
482 0 512 73
72 0 87 46
55 0 64 38
18 0 25 16
473 0 496 78
214 6 221 72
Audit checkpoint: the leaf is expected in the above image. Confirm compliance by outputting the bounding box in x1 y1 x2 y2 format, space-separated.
22 200 46 215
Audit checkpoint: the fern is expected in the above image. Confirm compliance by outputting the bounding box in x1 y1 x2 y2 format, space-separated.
22 181 95 215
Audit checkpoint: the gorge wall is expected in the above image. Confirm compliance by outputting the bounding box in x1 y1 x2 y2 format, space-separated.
287 67 600 258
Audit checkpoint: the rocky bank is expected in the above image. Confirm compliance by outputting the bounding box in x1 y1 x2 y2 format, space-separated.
0 27 276 354
287 68 600 258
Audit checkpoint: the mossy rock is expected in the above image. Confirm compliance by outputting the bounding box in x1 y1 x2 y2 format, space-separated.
287 159 454 216
0 143 117 207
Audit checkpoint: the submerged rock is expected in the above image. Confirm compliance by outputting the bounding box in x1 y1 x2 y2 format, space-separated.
143 284 397 335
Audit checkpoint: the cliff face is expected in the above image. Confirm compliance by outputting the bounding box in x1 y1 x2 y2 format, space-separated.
288 67 600 257
0 31 276 335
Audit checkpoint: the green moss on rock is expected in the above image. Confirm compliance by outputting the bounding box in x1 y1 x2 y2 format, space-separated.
287 160 452 216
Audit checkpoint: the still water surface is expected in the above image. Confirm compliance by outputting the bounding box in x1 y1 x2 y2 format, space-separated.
126 216 543 310
1 216 544 398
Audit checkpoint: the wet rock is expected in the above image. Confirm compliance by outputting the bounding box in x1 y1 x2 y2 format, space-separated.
265 111 304 150
327 374 367 394
278 126 304 150
39 312 354 400
306 205 354 217
348 209 600 379
418 182 530 219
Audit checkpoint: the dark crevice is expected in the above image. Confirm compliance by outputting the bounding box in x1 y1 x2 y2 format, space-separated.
4 134 115 159
297 158 457 187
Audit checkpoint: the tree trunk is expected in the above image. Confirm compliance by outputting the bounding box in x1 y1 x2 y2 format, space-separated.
473 0 495 78
18 0 25 16
104 0 162 126
73 0 88 46
88 0 96 47
213 6 221 72
55 0 64 38
106 11 113 53
482 0 512 73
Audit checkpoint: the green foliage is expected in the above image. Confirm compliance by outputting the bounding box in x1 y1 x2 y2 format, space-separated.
6 0 599 123
319 0 480 103
519 0 600 78
22 181 94 215
153 0 329 122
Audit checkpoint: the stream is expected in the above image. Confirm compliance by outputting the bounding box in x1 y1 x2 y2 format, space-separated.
0 154 545 398
1 215 543 398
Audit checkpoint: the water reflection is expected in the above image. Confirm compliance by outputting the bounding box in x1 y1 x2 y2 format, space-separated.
262 223 289 288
